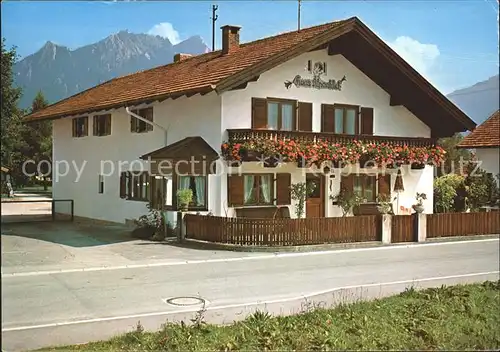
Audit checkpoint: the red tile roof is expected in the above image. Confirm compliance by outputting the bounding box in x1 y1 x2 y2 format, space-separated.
458 110 500 148
26 19 351 121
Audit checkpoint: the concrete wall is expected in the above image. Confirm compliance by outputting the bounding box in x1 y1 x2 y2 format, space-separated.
52 93 221 223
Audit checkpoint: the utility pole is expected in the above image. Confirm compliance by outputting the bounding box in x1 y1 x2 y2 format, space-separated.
298 0 301 31
211 4 218 51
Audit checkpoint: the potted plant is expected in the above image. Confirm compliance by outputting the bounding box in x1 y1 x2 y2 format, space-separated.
177 188 193 211
412 192 427 213
133 203 164 240
376 193 393 214
331 188 363 217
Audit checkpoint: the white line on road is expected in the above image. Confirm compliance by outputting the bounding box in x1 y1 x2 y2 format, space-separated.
2 237 498 278
2 270 498 332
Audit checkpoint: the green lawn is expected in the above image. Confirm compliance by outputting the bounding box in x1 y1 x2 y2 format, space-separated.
39 281 499 351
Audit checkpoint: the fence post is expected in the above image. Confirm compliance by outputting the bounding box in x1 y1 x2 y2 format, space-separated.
416 213 427 242
381 214 392 244
70 200 74 222
176 211 185 242
51 199 55 221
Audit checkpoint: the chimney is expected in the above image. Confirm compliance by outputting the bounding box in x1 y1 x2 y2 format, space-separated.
221 25 241 55
173 53 192 63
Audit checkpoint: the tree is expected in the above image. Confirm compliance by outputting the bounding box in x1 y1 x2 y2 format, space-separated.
23 90 52 190
1 38 28 187
437 134 473 176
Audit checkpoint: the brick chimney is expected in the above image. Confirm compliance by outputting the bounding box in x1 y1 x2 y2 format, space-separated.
173 53 192 63
221 25 241 55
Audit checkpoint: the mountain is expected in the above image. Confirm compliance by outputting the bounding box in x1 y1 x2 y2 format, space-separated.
447 74 499 126
14 31 209 108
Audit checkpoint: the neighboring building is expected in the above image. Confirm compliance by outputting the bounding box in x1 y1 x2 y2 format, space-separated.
25 17 475 224
458 109 500 182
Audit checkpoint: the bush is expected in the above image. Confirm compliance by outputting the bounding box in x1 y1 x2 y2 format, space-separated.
434 174 465 213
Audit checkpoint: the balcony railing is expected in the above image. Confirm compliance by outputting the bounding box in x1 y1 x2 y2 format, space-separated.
227 129 437 148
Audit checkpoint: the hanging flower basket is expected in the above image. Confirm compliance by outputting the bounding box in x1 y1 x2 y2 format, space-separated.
411 163 425 170
297 158 307 168
264 156 278 168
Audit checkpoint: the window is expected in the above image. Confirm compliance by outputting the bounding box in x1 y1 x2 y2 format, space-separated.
150 175 173 209
120 171 149 201
93 114 111 136
353 175 376 202
98 175 104 194
72 116 88 137
243 174 273 205
334 106 358 134
267 100 295 131
178 175 207 208
131 107 153 133
322 104 359 134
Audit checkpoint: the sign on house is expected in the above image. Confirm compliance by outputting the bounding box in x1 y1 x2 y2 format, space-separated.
284 61 346 91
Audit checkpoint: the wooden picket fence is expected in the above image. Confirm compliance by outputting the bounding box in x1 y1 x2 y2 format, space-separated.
185 214 380 246
391 215 416 243
427 212 500 238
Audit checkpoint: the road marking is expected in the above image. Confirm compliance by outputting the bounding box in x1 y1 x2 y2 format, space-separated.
2 237 498 278
2 270 498 332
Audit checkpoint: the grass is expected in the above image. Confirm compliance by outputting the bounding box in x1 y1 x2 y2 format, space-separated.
39 281 499 351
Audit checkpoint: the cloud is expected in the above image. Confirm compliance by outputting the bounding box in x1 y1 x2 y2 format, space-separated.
148 22 180 44
387 36 440 84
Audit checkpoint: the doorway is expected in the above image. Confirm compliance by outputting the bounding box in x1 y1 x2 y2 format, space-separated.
306 174 325 218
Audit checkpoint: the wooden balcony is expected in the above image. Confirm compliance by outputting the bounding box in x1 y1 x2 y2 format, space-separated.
227 129 437 148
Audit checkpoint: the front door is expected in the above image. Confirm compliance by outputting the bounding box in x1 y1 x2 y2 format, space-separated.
306 174 325 218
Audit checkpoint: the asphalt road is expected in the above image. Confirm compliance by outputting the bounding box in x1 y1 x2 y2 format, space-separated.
2 238 499 351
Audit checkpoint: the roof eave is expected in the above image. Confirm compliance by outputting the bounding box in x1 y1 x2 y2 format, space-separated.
24 85 216 122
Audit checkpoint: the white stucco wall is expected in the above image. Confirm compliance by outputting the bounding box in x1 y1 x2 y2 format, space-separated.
221 49 431 138
52 93 222 223
475 148 500 182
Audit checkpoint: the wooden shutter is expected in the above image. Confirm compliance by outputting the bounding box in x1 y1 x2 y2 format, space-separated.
251 98 267 129
298 102 313 131
360 107 374 135
276 173 291 205
93 116 98 136
340 174 355 194
378 174 391 196
119 172 127 198
321 104 335 133
72 119 76 137
130 113 135 132
227 174 244 206
105 114 111 135
145 107 153 131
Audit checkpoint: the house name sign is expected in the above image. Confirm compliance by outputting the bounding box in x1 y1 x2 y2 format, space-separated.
284 61 346 91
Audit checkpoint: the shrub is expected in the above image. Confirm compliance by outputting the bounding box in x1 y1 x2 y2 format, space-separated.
434 174 465 213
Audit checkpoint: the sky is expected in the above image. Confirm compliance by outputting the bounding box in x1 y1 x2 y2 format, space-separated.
1 0 499 94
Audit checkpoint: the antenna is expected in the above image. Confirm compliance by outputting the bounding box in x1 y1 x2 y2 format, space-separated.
298 0 302 31
211 4 219 51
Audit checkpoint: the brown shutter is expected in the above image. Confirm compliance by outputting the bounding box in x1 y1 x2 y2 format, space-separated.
341 174 355 194
251 97 267 129
321 104 335 133
93 116 98 136
360 107 374 135
378 174 391 196
146 107 153 131
298 102 313 131
72 119 76 137
105 114 111 135
276 173 291 205
119 172 126 198
227 174 244 206
130 114 135 132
